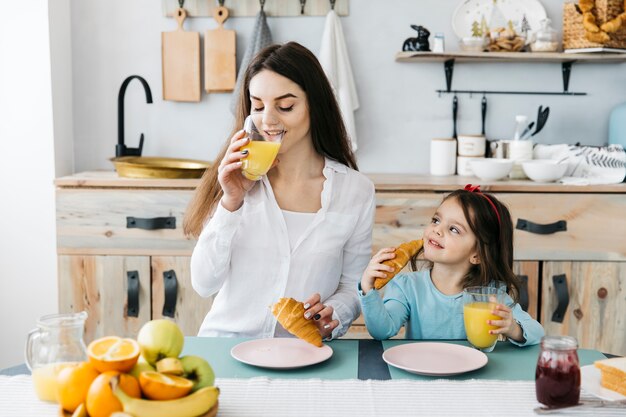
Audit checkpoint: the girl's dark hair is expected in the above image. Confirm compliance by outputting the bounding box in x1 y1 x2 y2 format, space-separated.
184 42 357 237
410 189 521 301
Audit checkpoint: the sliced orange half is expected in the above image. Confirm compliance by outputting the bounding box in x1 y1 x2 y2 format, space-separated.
87 336 140 373
139 371 194 400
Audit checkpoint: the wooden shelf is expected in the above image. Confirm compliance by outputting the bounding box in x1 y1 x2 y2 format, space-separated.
395 51 626 64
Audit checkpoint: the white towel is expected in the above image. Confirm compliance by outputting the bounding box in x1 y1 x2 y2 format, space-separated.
319 10 360 151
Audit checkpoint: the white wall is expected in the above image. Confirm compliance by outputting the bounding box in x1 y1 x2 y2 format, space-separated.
69 0 626 173
0 0 62 368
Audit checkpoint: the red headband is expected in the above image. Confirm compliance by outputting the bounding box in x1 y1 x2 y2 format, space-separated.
464 184 501 226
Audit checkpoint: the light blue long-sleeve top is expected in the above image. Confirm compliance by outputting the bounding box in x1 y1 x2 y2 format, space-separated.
359 269 544 346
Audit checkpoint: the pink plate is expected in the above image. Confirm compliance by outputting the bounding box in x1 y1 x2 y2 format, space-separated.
383 342 488 376
230 338 333 369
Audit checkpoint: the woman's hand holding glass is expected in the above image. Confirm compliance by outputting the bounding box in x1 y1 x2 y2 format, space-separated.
217 130 255 212
303 293 338 339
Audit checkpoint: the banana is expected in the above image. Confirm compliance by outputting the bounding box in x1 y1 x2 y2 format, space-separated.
110 375 219 417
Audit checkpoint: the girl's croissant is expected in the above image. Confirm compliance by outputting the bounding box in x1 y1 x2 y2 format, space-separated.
374 239 424 290
271 297 323 347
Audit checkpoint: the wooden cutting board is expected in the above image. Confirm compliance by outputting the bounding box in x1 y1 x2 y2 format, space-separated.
204 6 236 93
162 7 201 102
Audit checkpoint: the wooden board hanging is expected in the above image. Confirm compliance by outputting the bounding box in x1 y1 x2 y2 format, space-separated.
204 6 236 93
162 8 201 102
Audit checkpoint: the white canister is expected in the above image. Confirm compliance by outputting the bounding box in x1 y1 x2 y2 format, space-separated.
457 134 486 157
508 140 534 179
457 155 481 176
430 138 457 176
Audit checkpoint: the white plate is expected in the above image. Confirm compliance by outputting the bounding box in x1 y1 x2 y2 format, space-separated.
581 364 626 401
230 338 333 369
382 342 488 376
452 0 546 39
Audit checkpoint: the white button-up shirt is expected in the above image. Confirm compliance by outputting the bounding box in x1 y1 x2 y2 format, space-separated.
191 158 375 339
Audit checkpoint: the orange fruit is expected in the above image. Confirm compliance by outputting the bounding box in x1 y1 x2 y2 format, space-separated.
56 362 99 413
85 371 141 417
87 336 140 373
139 371 193 400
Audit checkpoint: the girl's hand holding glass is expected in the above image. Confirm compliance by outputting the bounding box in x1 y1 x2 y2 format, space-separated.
302 293 339 339
360 248 396 294
488 303 524 342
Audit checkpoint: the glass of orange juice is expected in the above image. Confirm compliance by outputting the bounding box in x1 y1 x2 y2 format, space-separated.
462 286 506 352
240 113 285 181
25 311 88 401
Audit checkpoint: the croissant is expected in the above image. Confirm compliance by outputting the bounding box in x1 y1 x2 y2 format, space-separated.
374 239 424 290
601 15 623 33
271 298 323 347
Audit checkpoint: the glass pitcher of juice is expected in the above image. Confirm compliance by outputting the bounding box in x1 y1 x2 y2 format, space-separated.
25 311 88 402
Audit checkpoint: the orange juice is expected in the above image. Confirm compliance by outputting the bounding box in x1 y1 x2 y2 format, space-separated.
463 302 500 349
31 362 77 402
241 141 281 180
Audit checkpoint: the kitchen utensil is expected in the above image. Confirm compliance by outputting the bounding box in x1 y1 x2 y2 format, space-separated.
205 4 236 92
535 400 626 414
457 135 486 157
162 5 201 102
452 95 458 139
522 160 568 182
469 158 513 181
451 0 546 40
481 96 487 135
532 105 550 137
519 121 535 140
110 156 211 179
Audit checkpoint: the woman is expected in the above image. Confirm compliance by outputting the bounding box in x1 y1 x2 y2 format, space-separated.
184 42 375 340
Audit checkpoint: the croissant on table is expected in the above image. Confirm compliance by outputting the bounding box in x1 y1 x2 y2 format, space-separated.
271 297 323 347
373 239 424 290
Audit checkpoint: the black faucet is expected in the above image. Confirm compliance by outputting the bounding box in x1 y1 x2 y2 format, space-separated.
117 75 153 157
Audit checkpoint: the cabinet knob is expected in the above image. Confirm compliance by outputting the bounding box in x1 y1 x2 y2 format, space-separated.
516 219 567 235
597 287 608 299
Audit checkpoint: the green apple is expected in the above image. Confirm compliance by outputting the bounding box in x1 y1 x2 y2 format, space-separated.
180 355 215 392
128 355 155 379
136 319 184 366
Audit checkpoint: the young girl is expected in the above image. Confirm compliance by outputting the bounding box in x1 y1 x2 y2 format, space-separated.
359 185 544 346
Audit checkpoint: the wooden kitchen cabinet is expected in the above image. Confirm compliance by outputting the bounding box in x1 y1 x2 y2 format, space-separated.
56 173 626 353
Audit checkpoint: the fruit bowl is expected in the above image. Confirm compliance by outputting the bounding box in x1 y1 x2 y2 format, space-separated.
522 160 568 182
59 402 218 417
469 158 513 181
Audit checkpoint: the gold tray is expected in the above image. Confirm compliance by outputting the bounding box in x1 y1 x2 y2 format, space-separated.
110 156 211 179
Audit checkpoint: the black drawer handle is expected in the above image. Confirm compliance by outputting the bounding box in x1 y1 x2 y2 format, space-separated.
516 219 567 235
126 216 176 230
517 275 529 312
552 274 569 323
163 270 178 318
127 271 139 318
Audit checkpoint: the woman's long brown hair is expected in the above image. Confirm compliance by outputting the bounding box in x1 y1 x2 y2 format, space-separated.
410 189 521 301
184 42 357 238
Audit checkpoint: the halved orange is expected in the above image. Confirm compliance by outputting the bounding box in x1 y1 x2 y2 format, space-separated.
139 371 193 400
87 336 140 373
86 371 141 417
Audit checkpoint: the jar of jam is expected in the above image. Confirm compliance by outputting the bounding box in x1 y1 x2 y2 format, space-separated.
535 336 581 408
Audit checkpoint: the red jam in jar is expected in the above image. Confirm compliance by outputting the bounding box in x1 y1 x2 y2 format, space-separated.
535 336 581 408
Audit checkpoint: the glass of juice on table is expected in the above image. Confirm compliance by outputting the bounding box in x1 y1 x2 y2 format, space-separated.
462 286 506 352
25 311 88 401
240 113 285 181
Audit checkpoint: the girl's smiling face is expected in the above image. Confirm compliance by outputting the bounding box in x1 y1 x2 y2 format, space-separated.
423 197 480 268
248 70 311 155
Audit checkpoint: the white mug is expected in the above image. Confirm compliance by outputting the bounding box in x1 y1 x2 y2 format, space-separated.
508 140 533 179
457 135 486 157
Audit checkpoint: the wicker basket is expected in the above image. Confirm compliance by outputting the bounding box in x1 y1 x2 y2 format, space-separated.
563 1 626 49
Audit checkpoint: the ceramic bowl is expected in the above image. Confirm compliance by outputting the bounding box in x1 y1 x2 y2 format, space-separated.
522 160 568 182
459 37 488 52
469 158 513 181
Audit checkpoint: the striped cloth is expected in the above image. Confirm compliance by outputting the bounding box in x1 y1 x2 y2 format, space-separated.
1 375 624 417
